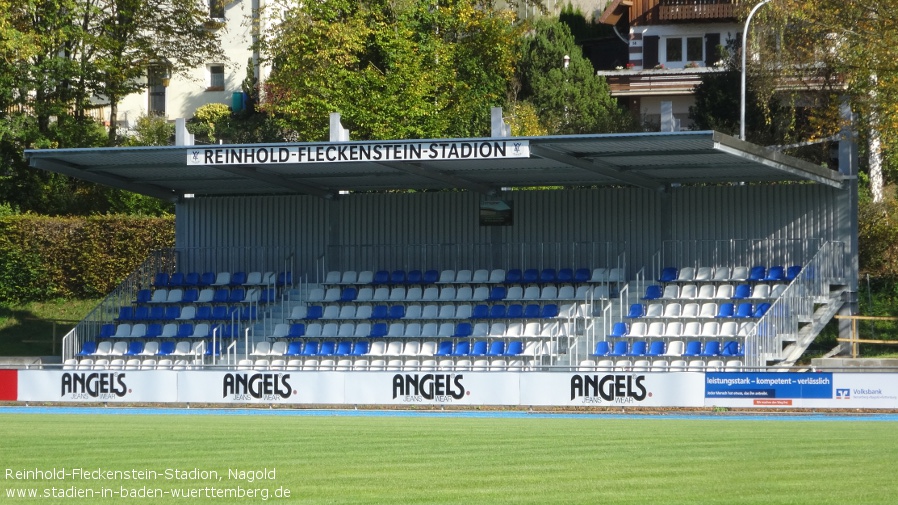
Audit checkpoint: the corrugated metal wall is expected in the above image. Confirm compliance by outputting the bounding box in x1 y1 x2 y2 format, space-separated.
174 183 844 279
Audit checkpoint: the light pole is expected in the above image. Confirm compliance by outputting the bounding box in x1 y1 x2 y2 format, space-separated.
740 0 774 140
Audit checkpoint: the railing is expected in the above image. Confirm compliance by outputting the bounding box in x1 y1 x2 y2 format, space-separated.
658 0 738 21
660 238 825 272
599 68 721 95
743 241 846 368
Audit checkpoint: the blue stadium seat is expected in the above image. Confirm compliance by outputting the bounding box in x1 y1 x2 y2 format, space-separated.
204 340 222 357
184 272 201 287
229 271 247 287
276 271 292 287
226 288 245 304
370 305 389 320
504 341 523 356
608 322 629 338
451 341 471 356
259 288 277 304
115 306 134 322
133 305 150 321
285 323 305 339
753 302 771 318
299 341 318 356
340 287 358 302
149 305 166 321
681 340 703 357
504 269 522 284
98 324 116 339
145 323 162 339
539 269 556 284
422 270 439 284
77 341 97 356
470 340 488 356
164 305 181 320
786 265 802 281
369 322 388 338
194 305 213 321
557 268 574 283
627 341 647 357
573 268 591 283
523 304 541 318
124 341 144 356
350 341 369 356
700 341 721 357
642 285 663 300
317 341 336 356
212 288 230 304
372 270 390 284
591 341 610 357
158 341 176 356
522 269 539 283
453 322 473 338
200 272 216 287
211 305 231 321
177 323 194 339
305 305 323 320
489 305 507 319
608 341 629 357
284 341 304 357
181 288 199 304
488 286 507 301
390 270 406 284
388 305 405 319
540 304 559 318
168 272 185 287
627 303 645 318
720 340 742 357
506 304 524 318
333 341 352 356
405 270 423 284
765 265 785 282
153 273 169 289
716 303 735 318
486 341 505 356
734 302 754 318
658 267 678 283
240 306 258 321
434 341 454 356
471 304 490 319
646 341 666 357
748 265 766 282
732 284 752 299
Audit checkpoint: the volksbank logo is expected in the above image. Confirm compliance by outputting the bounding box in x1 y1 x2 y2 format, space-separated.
222 373 293 400
392 373 466 402
61 372 128 399
570 374 648 404
835 388 850 400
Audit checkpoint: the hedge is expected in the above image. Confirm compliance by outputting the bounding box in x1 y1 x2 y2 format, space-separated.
0 215 174 302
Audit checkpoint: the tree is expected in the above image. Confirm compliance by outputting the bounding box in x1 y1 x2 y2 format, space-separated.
259 0 523 141
516 18 635 135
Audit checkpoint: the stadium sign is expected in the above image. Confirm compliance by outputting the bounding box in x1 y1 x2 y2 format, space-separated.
187 140 530 166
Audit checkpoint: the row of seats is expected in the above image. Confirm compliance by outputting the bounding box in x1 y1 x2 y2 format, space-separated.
308 284 609 304
114 305 260 325
96 322 247 340
65 358 201 370
643 283 786 301
591 339 742 358
249 339 540 358
271 320 568 340
625 301 771 320
579 358 744 372
324 267 624 286
609 320 754 339
152 271 292 289
658 265 800 284
132 286 276 306
77 339 223 358
289 302 571 322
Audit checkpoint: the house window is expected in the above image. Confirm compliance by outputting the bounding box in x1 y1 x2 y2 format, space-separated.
686 37 703 62
208 65 225 91
209 0 224 19
666 38 683 62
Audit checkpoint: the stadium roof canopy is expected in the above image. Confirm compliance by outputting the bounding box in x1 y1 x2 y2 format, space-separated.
26 130 844 203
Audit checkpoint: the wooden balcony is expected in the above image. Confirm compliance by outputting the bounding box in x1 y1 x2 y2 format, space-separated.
597 67 723 96
657 0 738 22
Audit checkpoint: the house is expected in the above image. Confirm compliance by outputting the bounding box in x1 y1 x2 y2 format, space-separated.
596 0 742 129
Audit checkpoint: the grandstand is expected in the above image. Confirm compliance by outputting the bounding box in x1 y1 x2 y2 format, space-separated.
25 129 857 379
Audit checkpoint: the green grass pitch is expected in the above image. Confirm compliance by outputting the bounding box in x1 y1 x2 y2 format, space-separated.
0 412 896 504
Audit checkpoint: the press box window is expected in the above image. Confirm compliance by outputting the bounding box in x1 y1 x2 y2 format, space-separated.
208 65 225 91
